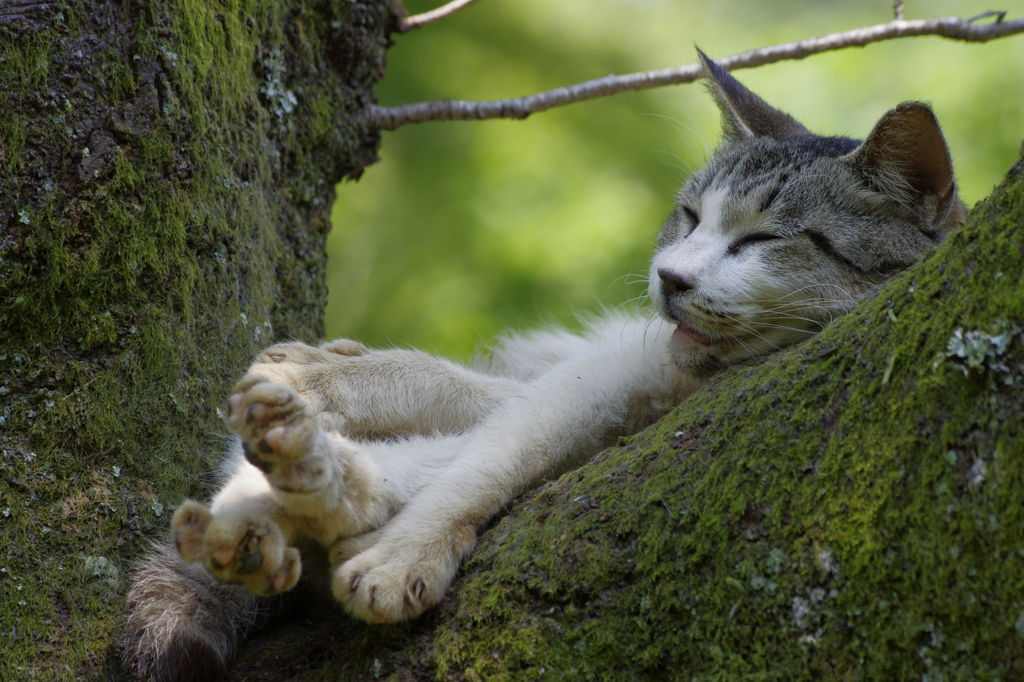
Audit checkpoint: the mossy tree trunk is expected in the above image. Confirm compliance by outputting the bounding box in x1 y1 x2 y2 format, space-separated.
0 1 392 678
222 155 1024 680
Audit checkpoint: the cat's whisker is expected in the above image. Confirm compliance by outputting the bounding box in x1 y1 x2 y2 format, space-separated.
653 150 694 177
717 314 786 352
756 308 832 327
656 104 713 159
762 300 851 321
766 297 846 309
762 298 853 317
645 113 708 168
718 310 829 349
631 310 664 364
774 282 858 301
616 294 652 312
757 320 826 334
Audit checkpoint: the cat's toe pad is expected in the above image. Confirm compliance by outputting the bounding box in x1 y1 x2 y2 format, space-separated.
226 376 317 469
171 501 301 596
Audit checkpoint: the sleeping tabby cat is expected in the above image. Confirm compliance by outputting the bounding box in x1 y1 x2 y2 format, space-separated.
120 52 964 681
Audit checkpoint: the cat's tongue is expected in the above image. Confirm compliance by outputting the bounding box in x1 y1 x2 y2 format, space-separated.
674 323 713 347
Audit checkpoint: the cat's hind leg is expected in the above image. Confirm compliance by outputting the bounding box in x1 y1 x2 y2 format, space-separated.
120 375 394 681
226 374 337 499
223 374 396 534
171 497 302 597
166 375 338 599
172 374 401 602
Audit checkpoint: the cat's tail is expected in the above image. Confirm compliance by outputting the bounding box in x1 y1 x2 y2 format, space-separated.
118 541 283 682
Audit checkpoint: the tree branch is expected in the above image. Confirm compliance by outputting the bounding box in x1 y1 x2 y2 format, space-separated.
396 0 483 32
370 13 1024 131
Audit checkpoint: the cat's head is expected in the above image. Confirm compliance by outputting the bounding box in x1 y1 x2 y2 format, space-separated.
649 50 965 376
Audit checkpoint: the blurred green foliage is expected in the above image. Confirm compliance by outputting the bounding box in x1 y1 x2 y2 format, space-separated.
327 0 1024 359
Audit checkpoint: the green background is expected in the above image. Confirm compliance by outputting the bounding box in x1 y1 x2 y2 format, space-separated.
327 0 1024 360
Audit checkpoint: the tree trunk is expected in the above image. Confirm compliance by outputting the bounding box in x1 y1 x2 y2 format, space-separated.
223 151 1024 680
0 1 392 678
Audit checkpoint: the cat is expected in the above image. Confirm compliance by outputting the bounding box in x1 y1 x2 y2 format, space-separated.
119 51 965 681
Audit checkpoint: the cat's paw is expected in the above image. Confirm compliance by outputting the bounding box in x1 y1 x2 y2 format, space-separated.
259 339 368 364
254 339 368 370
171 500 301 596
247 342 367 434
329 522 477 623
226 376 331 494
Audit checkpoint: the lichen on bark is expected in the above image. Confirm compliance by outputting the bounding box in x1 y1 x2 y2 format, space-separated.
0 1 392 678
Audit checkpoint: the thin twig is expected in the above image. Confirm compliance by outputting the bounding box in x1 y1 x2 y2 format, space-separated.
397 0 483 32
967 10 1006 24
369 13 1024 131
894 1 904 21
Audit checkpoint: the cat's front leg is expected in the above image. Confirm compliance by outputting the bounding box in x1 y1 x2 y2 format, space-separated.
329 506 479 623
327 437 566 622
327 406 612 622
248 340 523 438
329 319 692 622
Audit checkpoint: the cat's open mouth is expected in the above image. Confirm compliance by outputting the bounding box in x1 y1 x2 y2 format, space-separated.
673 322 713 347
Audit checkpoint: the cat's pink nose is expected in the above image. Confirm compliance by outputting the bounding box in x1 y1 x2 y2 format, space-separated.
657 267 693 295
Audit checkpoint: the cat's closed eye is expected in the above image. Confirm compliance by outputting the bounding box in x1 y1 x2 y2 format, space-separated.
727 232 781 255
682 206 700 233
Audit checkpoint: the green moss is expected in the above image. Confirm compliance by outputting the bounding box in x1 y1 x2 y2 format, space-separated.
100 48 136 103
0 118 28 173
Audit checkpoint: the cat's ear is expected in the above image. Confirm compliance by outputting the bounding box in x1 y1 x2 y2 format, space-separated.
847 102 962 233
697 49 809 142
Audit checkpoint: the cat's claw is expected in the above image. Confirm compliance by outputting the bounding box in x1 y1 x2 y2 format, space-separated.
331 549 436 623
171 499 301 596
330 523 477 623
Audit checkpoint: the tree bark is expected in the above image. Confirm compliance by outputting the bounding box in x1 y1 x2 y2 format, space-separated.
222 151 1024 680
0 1 392 678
